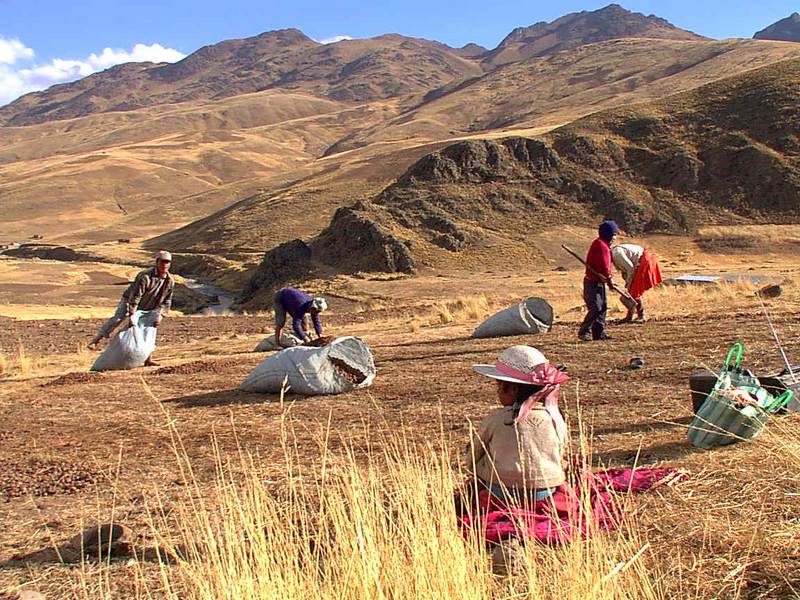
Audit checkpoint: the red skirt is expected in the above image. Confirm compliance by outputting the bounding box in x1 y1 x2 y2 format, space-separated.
629 249 662 299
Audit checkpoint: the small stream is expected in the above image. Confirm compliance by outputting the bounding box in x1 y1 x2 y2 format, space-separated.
182 276 237 315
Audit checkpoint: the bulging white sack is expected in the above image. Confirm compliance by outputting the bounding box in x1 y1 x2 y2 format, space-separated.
91 310 159 372
254 332 302 352
472 297 553 339
241 336 376 396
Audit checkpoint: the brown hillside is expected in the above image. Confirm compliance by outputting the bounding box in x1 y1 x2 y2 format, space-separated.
348 38 800 147
149 39 800 263
239 57 799 296
2 18 798 257
484 3 705 66
0 91 394 243
0 32 482 126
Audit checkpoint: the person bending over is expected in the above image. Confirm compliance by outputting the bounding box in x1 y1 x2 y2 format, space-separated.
89 250 174 356
611 242 663 323
468 345 569 505
273 287 328 346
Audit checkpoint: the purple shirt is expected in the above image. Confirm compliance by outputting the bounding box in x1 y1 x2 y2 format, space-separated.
278 287 323 339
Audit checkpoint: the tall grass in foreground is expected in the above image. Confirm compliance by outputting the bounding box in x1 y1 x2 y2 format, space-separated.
99 401 666 600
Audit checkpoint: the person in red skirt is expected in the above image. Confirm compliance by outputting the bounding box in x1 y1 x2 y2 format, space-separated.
611 242 663 322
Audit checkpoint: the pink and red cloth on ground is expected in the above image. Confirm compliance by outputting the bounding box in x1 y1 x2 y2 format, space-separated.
456 467 686 546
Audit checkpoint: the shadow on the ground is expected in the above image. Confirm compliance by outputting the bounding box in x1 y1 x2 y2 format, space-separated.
592 415 694 436
370 335 476 350
592 438 701 467
162 388 285 408
1 542 185 567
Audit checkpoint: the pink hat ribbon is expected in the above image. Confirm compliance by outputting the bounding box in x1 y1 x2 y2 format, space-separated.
495 361 569 437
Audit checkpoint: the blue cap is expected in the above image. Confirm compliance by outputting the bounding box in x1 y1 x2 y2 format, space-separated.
599 220 619 242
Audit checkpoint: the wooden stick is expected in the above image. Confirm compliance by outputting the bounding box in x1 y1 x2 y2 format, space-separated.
561 244 635 301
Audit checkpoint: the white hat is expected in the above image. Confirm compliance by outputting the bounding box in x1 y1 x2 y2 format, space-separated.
312 297 328 312
473 345 548 384
155 250 172 262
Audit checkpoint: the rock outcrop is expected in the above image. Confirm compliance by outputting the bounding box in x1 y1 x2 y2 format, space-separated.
237 239 314 307
311 206 415 273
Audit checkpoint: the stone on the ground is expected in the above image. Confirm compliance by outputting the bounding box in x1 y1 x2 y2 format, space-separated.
491 537 528 576
68 523 128 553
759 284 783 298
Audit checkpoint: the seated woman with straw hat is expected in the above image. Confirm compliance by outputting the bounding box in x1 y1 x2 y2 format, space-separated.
467 345 569 505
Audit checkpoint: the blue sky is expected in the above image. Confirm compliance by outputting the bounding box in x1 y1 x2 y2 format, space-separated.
1 0 798 105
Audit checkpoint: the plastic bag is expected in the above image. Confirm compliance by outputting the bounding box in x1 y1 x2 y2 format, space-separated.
472 297 553 339
91 310 159 372
688 343 793 448
241 336 376 396
254 332 303 352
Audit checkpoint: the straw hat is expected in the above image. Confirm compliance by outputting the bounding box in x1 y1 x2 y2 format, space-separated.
473 345 548 384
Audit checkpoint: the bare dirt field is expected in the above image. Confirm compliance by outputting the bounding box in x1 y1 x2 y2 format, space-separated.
1 270 800 597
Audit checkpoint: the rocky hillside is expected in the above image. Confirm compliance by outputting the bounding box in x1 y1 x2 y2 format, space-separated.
484 3 704 66
754 13 800 42
0 31 483 126
236 56 800 301
4 7 800 258
2 5 706 126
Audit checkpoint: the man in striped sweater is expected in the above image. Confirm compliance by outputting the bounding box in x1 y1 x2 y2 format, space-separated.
88 250 174 352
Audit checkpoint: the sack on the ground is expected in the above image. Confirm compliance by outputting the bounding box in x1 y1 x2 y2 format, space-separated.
91 310 159 372
472 297 553 339
254 332 303 352
241 336 376 396
687 343 793 449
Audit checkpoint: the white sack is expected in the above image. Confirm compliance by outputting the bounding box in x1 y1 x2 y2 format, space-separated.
241 336 376 396
91 310 159 372
472 297 553 339
254 332 302 352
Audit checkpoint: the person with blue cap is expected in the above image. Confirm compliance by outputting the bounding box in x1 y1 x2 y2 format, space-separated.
578 220 619 341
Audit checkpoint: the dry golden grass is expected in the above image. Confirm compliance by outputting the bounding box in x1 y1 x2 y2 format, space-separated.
401 296 492 330
0 304 117 320
0 342 96 379
0 343 41 377
74 392 666 600
696 224 800 246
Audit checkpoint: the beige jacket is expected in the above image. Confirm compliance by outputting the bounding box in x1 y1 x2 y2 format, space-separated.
467 406 566 489
611 243 644 288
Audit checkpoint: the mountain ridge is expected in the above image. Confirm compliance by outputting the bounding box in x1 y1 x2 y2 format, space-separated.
484 3 705 66
1 4 705 126
754 12 800 43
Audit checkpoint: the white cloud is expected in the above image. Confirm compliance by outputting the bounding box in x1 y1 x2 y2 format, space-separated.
316 35 353 44
0 37 185 107
88 43 185 70
0 37 34 64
